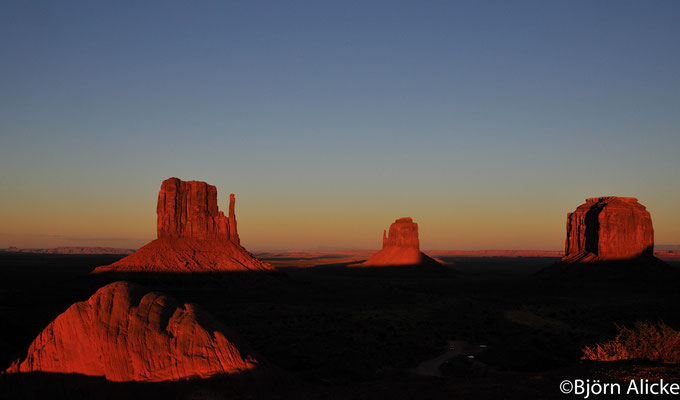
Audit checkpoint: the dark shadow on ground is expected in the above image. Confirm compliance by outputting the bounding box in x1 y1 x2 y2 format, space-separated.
0 369 286 400
537 256 678 284
2 254 680 399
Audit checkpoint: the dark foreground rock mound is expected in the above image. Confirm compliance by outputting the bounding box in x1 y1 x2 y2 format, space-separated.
4 281 267 382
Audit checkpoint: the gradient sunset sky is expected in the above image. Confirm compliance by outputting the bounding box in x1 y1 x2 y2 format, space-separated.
1 1 679 250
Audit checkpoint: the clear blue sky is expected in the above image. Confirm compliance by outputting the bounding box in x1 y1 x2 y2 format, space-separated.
1 1 679 250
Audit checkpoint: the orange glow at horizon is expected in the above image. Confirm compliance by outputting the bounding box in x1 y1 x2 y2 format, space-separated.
2 182 679 251
2 1 679 254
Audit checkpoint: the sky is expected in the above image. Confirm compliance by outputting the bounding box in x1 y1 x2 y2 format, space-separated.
1 0 679 251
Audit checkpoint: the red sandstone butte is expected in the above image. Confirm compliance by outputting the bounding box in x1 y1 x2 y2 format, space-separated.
93 178 273 273
361 217 440 267
562 196 655 263
4 281 263 382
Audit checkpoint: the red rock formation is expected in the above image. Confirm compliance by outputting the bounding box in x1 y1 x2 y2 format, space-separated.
4 282 263 382
361 217 440 267
93 178 273 273
562 196 655 263
156 178 239 243
382 217 420 249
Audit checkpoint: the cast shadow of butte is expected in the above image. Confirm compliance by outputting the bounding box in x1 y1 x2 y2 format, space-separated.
1 264 457 400
0 369 284 400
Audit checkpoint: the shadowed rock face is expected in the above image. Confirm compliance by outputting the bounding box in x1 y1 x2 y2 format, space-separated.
94 178 273 273
361 217 439 267
562 197 654 263
4 282 262 382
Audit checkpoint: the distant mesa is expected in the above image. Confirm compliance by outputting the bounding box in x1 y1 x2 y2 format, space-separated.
561 196 655 263
2 246 135 255
4 281 265 382
360 217 440 267
93 177 273 273
426 249 564 258
539 196 669 280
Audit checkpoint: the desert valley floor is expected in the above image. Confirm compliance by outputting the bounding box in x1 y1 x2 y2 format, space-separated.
1 251 680 399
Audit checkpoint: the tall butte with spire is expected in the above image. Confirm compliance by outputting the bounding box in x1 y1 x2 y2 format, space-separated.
360 217 440 267
94 177 273 273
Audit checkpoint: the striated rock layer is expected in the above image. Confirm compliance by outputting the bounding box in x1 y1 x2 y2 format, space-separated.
361 217 440 267
4 281 263 382
156 178 239 243
562 197 655 263
94 178 273 273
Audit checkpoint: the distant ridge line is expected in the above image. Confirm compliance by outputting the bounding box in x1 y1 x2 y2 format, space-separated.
3 247 678 259
1 246 135 255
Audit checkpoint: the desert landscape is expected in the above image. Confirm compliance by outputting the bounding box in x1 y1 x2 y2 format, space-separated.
2 2 680 399
1 179 679 399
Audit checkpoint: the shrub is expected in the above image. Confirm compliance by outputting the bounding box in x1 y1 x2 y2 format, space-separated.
582 321 680 364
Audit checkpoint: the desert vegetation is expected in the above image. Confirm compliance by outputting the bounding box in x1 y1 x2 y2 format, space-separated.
582 321 680 364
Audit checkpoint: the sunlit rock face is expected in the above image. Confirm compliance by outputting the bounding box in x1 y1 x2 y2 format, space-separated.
93 177 273 273
4 282 263 382
361 217 440 266
382 217 420 249
156 178 240 243
562 197 655 263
